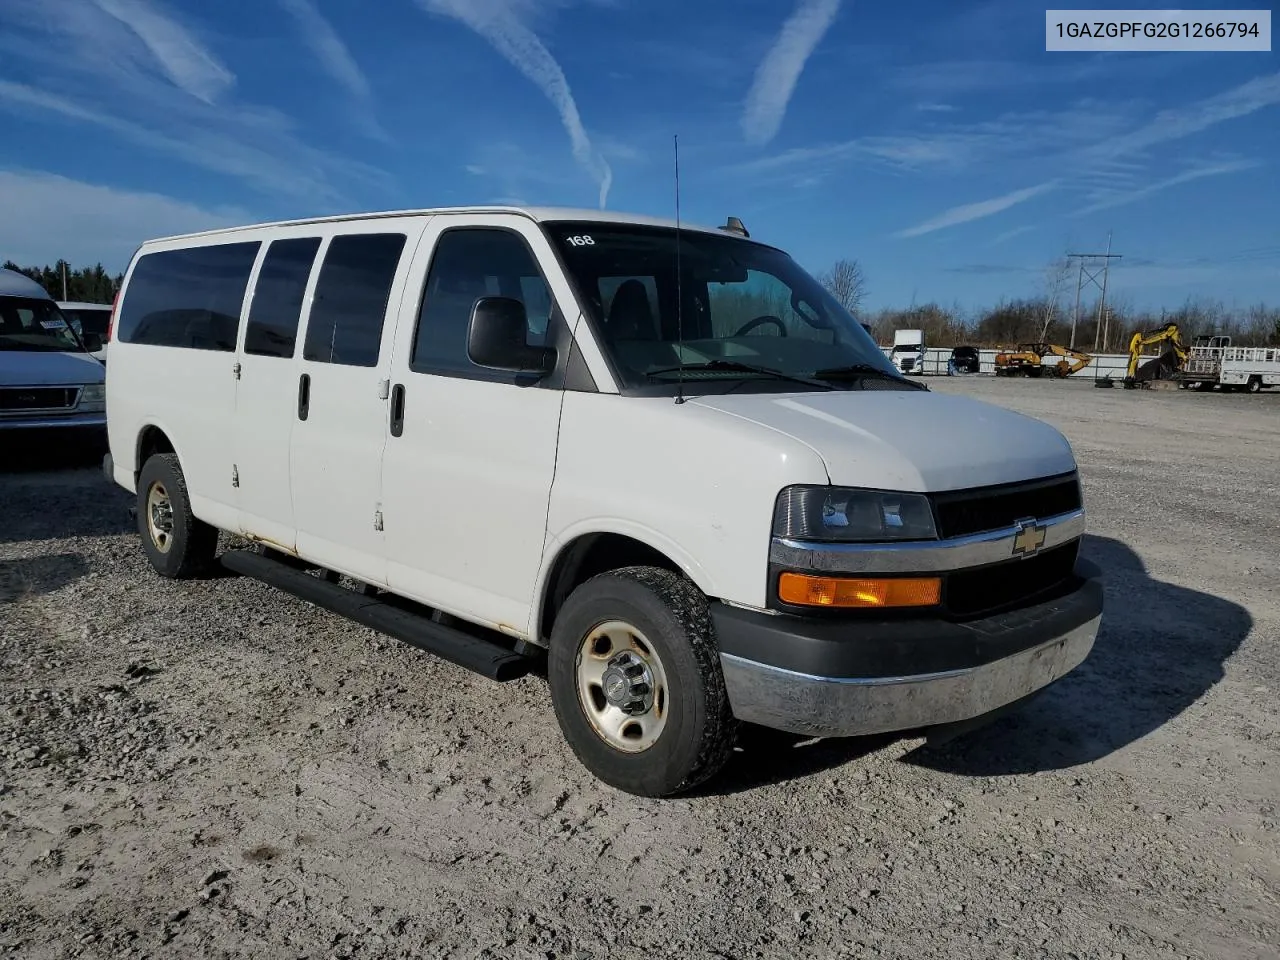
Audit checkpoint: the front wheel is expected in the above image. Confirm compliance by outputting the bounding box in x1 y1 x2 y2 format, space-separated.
137 453 219 578
548 566 737 797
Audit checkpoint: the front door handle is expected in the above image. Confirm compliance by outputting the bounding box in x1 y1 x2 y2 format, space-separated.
389 383 405 437
298 373 311 421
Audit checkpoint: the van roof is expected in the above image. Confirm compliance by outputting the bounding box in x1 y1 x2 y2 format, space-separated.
0 268 53 300
57 300 113 310
145 206 742 245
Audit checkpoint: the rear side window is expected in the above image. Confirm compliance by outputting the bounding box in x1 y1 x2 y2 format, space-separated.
245 237 321 358
117 242 260 351
303 233 406 367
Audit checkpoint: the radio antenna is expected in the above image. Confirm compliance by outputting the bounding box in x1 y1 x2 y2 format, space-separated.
673 133 686 405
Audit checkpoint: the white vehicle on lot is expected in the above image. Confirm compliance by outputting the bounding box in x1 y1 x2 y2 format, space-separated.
1218 346 1280 393
1 268 107 436
891 328 925 374
103 206 1103 796
58 300 113 360
1179 336 1279 393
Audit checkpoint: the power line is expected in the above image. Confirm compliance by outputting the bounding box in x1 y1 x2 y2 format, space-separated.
1066 232 1122 350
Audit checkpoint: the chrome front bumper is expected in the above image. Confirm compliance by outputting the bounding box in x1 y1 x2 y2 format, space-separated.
721 615 1098 738
713 560 1103 739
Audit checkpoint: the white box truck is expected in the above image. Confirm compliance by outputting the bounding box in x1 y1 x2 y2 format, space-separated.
891 328 926 374
102 206 1101 797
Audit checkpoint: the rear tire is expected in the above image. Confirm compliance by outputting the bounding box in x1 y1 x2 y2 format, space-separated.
547 566 737 797
1247 377 1262 394
137 453 218 578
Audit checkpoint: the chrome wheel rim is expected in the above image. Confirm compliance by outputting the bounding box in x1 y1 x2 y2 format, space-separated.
575 620 669 753
146 481 174 553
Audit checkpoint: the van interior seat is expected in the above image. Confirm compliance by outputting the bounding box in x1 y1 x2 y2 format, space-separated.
606 279 657 342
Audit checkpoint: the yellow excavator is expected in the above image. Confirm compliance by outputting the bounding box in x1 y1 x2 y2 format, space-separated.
994 342 1093 378
1122 322 1188 388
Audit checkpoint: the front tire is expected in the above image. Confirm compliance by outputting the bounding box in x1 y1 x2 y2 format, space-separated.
547 566 737 797
136 453 218 578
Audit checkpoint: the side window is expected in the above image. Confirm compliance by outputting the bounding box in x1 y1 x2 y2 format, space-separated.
303 233 407 367
411 228 552 376
117 242 260 351
706 269 834 344
244 237 321 358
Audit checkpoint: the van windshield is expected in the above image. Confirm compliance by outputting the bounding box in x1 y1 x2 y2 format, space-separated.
544 222 907 394
0 297 82 353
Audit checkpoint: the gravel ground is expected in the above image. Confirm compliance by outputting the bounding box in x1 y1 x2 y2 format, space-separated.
2 378 1278 960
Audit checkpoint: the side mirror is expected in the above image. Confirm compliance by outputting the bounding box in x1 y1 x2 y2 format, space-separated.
82 332 104 352
466 296 555 374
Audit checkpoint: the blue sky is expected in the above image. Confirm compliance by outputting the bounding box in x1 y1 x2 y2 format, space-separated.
0 0 1276 312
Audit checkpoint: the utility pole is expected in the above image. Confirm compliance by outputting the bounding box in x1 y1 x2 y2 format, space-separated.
1066 233 1122 350
61 260 68 301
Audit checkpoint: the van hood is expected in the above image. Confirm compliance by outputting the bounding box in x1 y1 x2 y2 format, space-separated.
0 349 104 387
691 389 1075 492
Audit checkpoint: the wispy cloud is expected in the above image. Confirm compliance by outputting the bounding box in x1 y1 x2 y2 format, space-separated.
418 0 612 207
916 102 958 113
1083 72 1280 162
0 79 385 202
0 169 249 268
92 0 234 103
0 2 391 205
1074 158 1263 216
992 225 1036 245
887 72 1280 238
895 182 1059 239
742 0 841 146
277 0 386 140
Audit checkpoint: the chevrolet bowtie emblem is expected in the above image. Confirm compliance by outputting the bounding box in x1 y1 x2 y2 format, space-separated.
1011 519 1047 558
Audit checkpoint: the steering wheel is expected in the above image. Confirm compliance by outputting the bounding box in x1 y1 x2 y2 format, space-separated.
733 315 787 337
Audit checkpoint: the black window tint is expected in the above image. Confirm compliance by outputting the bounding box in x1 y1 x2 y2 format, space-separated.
65 309 110 337
118 242 260 351
303 233 406 367
412 228 550 376
244 237 320 358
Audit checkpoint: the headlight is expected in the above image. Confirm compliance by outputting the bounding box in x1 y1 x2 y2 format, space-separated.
773 486 937 542
79 383 106 411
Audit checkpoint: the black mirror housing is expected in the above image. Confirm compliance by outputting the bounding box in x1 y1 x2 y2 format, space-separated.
82 332 104 352
466 296 555 374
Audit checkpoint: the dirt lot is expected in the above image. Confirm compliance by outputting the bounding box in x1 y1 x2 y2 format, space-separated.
2 379 1278 960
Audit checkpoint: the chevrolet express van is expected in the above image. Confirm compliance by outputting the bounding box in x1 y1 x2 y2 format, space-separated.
104 207 1103 797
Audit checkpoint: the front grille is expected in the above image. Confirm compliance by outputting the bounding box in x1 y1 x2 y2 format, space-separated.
0 387 78 412
931 472 1081 538
945 540 1079 618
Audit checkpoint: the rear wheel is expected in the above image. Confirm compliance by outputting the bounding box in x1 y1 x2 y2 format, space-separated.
547 566 737 797
1247 377 1262 394
137 453 218 578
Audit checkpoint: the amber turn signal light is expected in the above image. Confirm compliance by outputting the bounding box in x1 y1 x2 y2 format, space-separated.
777 573 942 609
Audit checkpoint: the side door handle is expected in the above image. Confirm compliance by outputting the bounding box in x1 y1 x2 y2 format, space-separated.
298 373 311 421
389 383 405 438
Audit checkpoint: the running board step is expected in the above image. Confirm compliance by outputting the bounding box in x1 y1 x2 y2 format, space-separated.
220 550 535 682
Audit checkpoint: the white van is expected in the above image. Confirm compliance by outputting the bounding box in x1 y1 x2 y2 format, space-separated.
104 207 1102 797
1 268 106 436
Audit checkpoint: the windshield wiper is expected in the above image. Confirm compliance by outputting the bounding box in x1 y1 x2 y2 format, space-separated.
54 315 105 367
812 363 925 389
645 360 832 390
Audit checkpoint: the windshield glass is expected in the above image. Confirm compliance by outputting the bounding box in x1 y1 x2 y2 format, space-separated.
62 307 111 338
0 297 82 353
544 222 905 393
